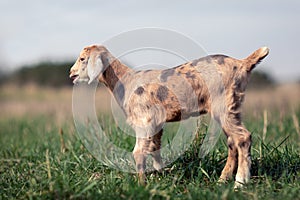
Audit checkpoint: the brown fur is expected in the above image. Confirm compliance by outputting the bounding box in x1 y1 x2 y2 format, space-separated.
70 45 269 188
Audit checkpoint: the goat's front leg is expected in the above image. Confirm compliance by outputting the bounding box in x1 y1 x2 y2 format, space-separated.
133 138 147 186
133 129 164 185
150 130 164 171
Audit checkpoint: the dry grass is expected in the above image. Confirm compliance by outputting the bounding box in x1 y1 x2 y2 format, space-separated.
244 84 300 114
1 83 299 121
0 84 112 123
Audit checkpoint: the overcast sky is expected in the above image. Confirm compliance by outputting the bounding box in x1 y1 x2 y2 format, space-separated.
0 0 299 82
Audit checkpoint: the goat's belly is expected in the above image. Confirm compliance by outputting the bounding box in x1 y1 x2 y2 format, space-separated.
164 101 209 122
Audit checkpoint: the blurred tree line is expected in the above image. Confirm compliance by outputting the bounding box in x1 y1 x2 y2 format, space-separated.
248 70 276 89
0 61 74 87
0 61 276 89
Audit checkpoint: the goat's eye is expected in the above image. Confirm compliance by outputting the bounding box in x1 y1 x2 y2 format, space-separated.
80 58 85 61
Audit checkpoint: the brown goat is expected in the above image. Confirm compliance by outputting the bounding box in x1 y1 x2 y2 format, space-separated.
70 45 269 188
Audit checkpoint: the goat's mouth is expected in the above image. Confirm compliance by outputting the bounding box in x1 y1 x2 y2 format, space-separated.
70 74 79 84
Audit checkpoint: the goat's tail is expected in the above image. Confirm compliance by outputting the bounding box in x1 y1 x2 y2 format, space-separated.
244 47 269 71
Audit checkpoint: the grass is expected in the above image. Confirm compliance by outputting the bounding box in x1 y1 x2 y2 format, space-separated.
0 85 299 199
0 109 299 200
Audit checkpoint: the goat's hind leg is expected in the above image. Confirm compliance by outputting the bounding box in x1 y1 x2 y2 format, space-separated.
220 122 251 188
234 127 251 189
212 112 239 183
219 134 238 183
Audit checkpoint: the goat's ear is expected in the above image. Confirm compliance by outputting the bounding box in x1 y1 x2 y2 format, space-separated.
87 52 103 84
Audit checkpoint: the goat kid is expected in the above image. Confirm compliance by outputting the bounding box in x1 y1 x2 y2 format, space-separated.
70 45 269 188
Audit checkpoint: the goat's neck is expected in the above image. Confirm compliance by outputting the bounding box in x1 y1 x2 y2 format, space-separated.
99 55 132 92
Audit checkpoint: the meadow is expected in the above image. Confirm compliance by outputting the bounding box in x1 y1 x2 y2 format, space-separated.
0 84 299 199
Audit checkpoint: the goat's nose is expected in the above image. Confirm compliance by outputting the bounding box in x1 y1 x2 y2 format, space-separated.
69 70 77 78
69 71 73 78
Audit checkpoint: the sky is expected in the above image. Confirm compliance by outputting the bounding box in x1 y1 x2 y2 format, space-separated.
0 0 299 82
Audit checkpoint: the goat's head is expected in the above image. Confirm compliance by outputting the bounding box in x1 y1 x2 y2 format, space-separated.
70 45 110 84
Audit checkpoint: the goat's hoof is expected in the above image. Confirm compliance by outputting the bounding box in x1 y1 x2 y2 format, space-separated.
217 178 228 186
233 181 245 191
153 161 165 172
154 167 164 173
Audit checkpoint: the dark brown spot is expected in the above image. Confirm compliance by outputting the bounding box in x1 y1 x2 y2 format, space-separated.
156 85 169 102
191 56 212 66
135 86 144 95
160 68 175 82
185 71 196 79
233 66 237 71
211 55 228 65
